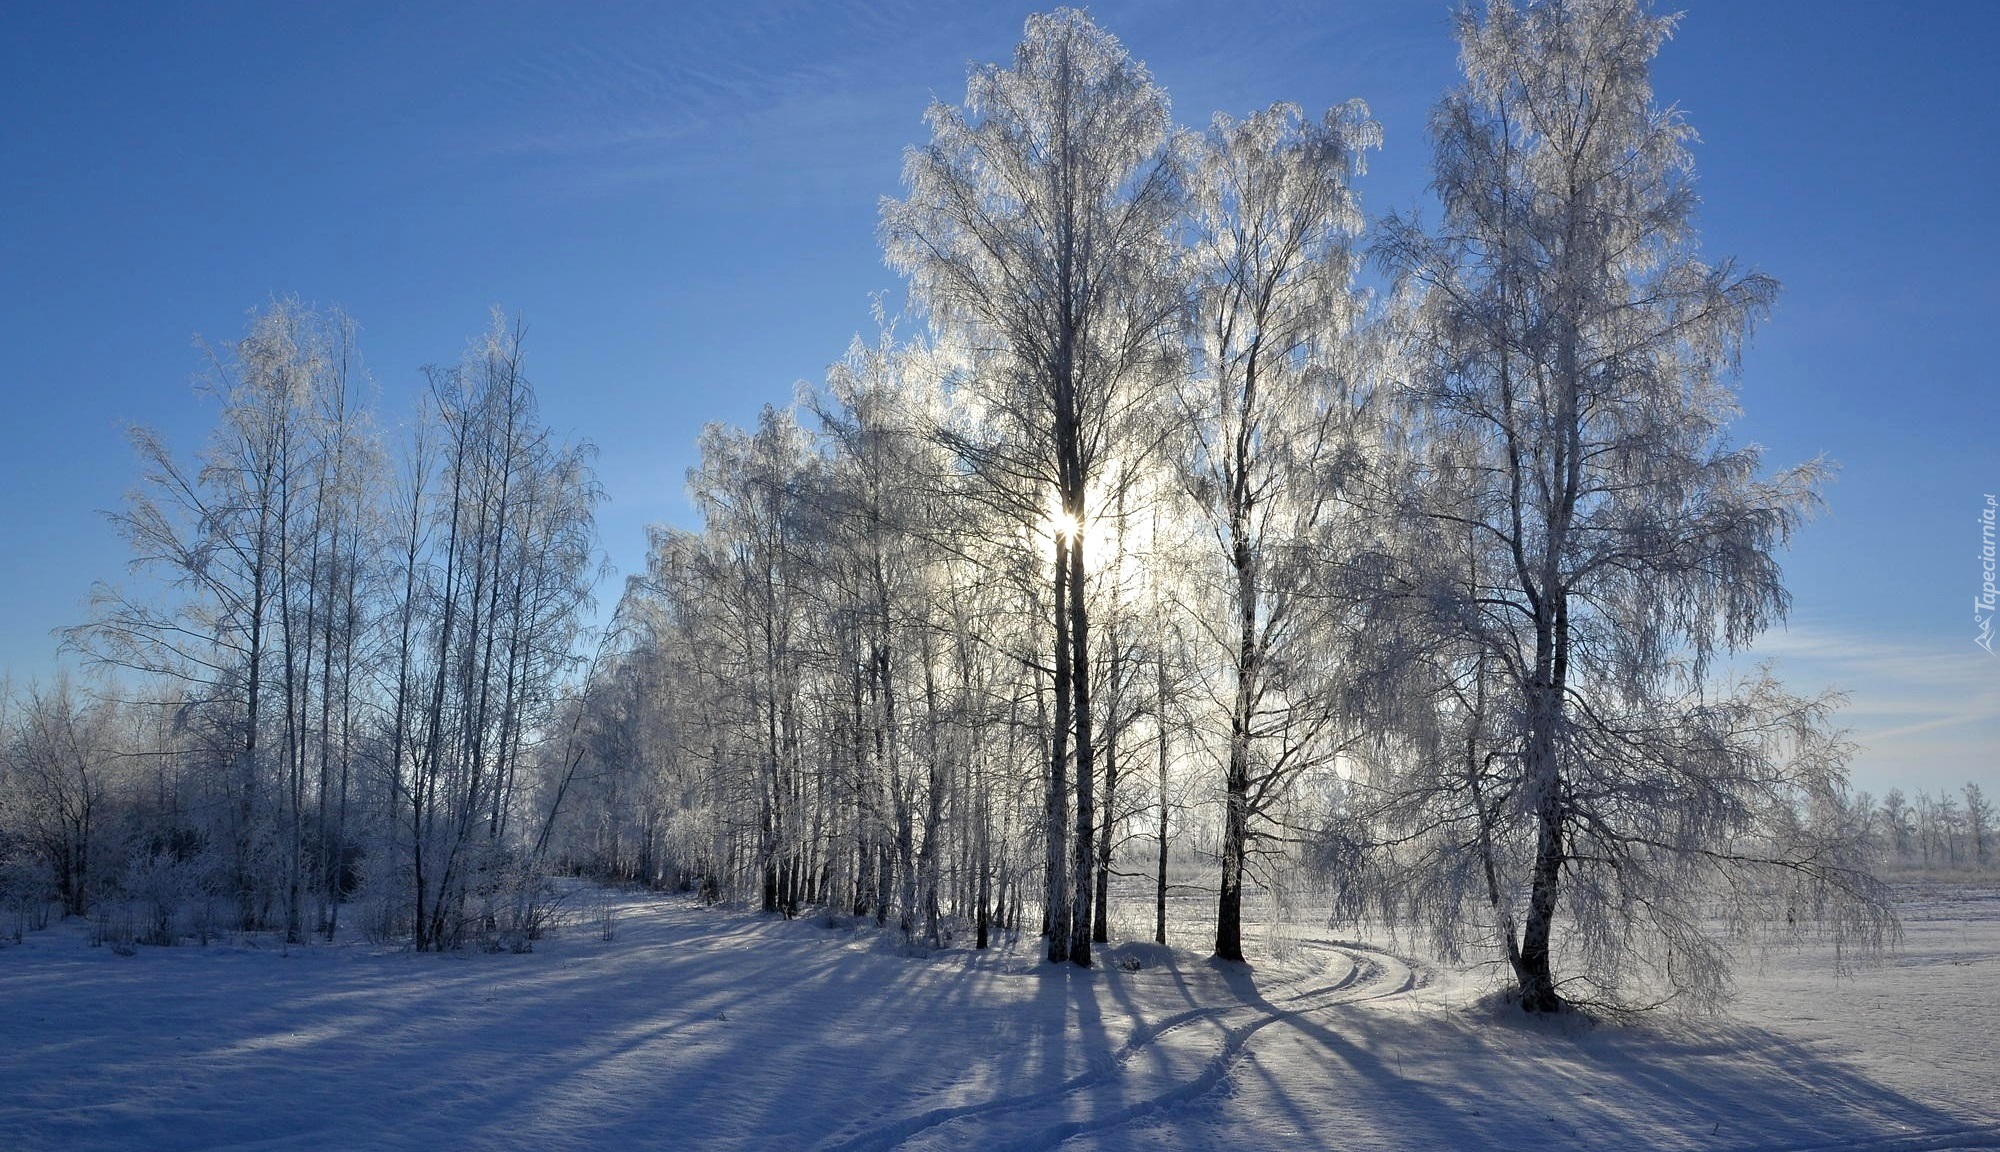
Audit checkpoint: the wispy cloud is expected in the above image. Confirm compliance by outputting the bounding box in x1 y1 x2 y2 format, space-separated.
1742 620 2000 795
446 0 1434 202
455 1 949 198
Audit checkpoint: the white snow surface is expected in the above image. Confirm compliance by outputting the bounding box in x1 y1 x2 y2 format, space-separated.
2 882 1996 1151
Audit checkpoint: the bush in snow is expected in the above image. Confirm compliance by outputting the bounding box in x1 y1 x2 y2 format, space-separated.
0 851 56 943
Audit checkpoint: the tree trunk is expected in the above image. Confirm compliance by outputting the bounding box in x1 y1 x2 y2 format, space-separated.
1092 672 1118 945
1155 667 1170 947
1216 768 1249 962
1067 523 1095 968
976 795 992 949
1045 533 1073 963
1514 612 1567 1012
1215 539 1257 962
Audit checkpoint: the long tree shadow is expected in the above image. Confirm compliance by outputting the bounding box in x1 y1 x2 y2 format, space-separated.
1202 956 1995 1152
6 893 1993 1152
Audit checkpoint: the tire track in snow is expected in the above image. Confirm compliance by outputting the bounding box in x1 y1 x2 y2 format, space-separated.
819 939 1423 1152
1014 943 1427 1152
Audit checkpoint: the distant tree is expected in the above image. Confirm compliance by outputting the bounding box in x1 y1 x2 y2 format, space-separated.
686 406 823 920
398 317 601 950
1934 791 1965 868
3 680 115 917
18 301 612 951
1376 0 1890 1011
813 334 927 937
1965 782 1993 868
1913 791 1941 868
71 300 358 931
1879 788 1914 862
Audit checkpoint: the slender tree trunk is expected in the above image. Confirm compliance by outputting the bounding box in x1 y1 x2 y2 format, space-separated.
1214 344 1263 963
1067 517 1095 967
238 483 271 933
415 401 471 951
851 653 872 917
1045 532 1073 963
919 643 946 947
1216 548 1258 962
278 454 305 946
327 574 355 942
315 531 336 937
976 774 992 949
1155 657 1171 946
1092 649 1118 944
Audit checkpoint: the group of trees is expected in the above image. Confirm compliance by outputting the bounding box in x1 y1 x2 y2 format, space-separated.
1860 785 1995 871
0 305 603 950
538 0 1898 1014
0 1 1923 1014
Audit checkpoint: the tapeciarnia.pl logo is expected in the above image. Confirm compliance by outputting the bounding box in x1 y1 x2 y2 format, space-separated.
1979 494 1997 655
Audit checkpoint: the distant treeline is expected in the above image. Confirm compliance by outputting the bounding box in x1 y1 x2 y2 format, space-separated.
2 305 601 951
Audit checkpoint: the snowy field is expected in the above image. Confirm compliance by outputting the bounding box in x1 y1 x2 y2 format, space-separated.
2 882 1996 1152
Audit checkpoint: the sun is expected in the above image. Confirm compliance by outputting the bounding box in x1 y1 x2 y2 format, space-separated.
1038 496 1121 576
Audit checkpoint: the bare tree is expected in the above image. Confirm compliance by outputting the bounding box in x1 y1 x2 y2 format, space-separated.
1879 788 1914 862
1965 782 1993 868
399 317 601 950
5 680 115 917
70 300 361 931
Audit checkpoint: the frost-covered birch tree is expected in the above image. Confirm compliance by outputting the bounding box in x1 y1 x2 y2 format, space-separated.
395 318 601 950
1178 101 1378 961
882 8 1185 967
1374 0 1891 1012
71 301 366 932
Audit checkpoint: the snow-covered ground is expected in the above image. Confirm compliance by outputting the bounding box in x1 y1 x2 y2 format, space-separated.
1 881 1995 1151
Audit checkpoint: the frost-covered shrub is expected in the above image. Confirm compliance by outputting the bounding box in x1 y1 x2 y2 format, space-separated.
123 847 222 946
480 854 567 952
346 852 412 946
90 902 138 951
0 852 56 943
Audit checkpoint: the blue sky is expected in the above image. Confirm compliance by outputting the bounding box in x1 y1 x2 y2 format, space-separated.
1 0 1993 797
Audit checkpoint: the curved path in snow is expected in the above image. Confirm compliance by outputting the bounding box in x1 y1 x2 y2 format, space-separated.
821 938 1427 1152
